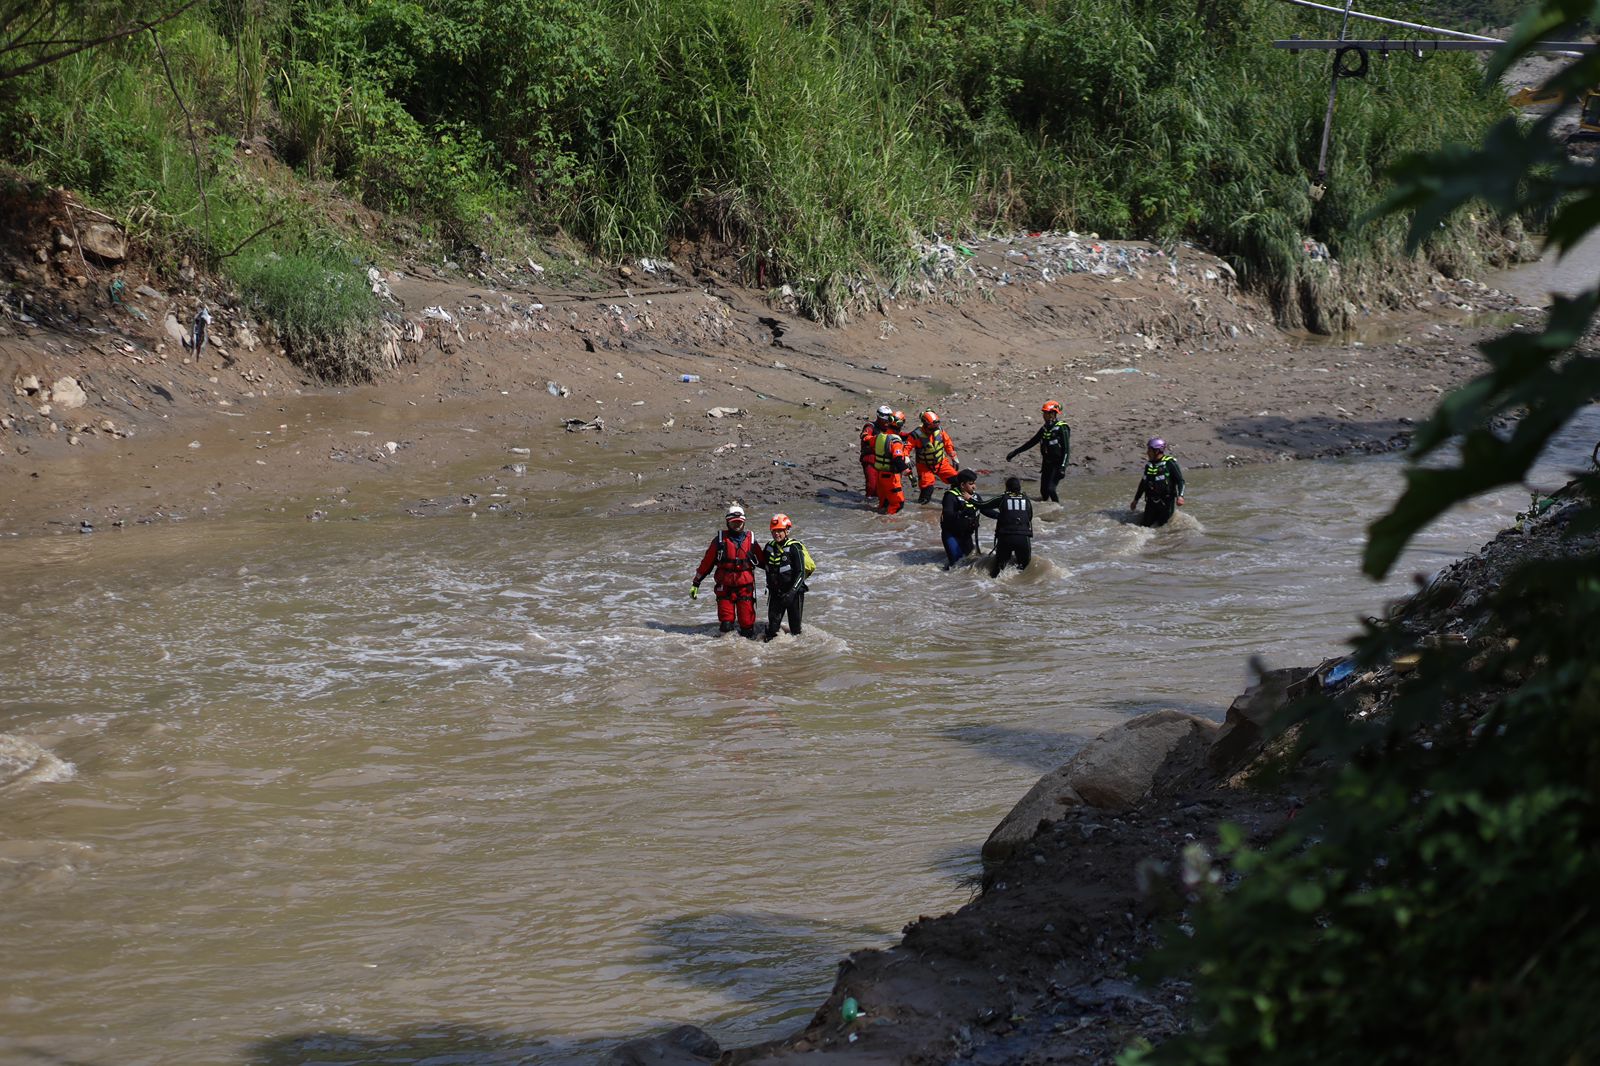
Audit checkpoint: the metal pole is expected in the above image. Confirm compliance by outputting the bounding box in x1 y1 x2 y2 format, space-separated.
1313 0 1358 185
1281 0 1502 42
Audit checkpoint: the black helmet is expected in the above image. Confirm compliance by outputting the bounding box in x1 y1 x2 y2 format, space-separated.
954 468 978 484
1004 475 1023 492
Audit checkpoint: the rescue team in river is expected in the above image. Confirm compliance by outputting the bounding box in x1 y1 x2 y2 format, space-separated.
691 401 1184 638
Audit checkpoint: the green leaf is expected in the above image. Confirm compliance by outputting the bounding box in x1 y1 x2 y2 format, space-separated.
1287 882 1325 913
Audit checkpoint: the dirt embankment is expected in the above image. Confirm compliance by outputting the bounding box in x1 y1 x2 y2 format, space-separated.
1 191 1537 535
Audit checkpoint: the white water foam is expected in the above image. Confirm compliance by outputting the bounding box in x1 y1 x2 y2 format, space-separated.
0 734 75 789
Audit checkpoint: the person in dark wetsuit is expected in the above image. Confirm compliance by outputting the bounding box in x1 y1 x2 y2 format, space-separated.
940 468 982 568
977 475 1034 577
761 513 810 641
1006 400 1071 502
1131 437 1186 527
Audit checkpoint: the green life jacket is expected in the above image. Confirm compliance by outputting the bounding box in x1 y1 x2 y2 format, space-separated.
765 539 815 583
874 431 906 473
911 427 948 464
1144 455 1178 498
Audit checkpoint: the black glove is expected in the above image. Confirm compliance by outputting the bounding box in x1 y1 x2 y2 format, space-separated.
1006 449 1019 462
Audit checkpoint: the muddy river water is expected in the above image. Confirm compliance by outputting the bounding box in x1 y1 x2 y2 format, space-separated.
3 399 1596 1066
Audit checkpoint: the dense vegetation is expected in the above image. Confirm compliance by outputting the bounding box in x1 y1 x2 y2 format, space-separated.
3 0 1514 364
1130 0 1600 1060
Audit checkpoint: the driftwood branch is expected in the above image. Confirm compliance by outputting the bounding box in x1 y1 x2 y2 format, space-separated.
62 199 118 223
0 0 203 82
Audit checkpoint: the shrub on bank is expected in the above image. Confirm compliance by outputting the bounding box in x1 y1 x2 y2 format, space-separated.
1128 2 1600 1058
233 250 383 383
0 0 1518 327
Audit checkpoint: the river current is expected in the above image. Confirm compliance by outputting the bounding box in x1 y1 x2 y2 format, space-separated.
1 386 1596 1064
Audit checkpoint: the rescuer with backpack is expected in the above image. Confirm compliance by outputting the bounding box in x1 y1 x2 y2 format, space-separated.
761 513 816 641
691 502 762 637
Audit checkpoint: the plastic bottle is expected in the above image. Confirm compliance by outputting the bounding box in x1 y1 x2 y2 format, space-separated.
681 374 700 383
840 997 861 1023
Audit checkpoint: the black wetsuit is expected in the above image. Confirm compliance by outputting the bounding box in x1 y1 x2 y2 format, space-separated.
1007 419 1071 502
1133 455 1185 527
941 487 982 567
978 491 1034 577
762 539 808 640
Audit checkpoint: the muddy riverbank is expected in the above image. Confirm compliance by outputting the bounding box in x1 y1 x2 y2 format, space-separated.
1 229 1536 538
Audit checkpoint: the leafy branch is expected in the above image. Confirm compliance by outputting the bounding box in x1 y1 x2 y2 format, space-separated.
0 0 203 82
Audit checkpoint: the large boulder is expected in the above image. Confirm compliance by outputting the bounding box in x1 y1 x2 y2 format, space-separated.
1206 667 1312 775
983 710 1220 866
79 222 127 263
603 1025 720 1066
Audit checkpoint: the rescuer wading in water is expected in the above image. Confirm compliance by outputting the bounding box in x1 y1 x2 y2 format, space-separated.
1131 437 1185 527
691 503 762 637
761 513 814 641
1006 401 1071 503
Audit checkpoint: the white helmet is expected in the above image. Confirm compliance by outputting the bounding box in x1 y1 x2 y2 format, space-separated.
725 502 746 520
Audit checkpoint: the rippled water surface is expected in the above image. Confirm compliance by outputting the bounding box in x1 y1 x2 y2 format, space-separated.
2 409 1596 1065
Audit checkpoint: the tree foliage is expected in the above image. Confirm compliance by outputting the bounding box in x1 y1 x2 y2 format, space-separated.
1131 1 1600 1061
0 0 1520 321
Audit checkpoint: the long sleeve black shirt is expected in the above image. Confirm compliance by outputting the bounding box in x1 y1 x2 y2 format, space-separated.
942 488 981 533
1007 420 1071 467
1133 456 1185 504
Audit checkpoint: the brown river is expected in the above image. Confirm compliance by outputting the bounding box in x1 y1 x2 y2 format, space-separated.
3 397 1597 1065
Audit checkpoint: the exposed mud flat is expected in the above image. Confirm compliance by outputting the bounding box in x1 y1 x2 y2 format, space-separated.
1 222 1533 537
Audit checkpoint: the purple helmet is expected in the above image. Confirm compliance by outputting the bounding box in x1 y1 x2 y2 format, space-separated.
1147 437 1166 452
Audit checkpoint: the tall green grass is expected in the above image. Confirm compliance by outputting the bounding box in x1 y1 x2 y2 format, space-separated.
0 0 1519 331
233 248 383 382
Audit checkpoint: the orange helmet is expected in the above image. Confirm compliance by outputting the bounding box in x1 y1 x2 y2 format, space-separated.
1042 400 1062 415
892 409 906 427
920 410 940 428
770 513 792 532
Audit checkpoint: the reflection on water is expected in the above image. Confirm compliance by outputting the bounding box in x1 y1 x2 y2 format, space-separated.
0 409 1596 1065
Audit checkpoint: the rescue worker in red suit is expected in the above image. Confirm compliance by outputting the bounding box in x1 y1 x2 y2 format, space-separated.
859 404 894 500
908 410 961 505
874 410 913 515
690 502 762 638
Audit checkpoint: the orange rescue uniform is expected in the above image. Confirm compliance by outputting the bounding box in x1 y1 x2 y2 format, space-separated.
906 426 960 494
859 420 883 497
873 430 912 514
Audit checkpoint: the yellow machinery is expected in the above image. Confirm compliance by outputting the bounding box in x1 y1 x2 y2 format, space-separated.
1509 84 1600 141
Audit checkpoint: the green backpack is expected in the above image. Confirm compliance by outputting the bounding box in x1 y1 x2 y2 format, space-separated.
797 541 817 578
